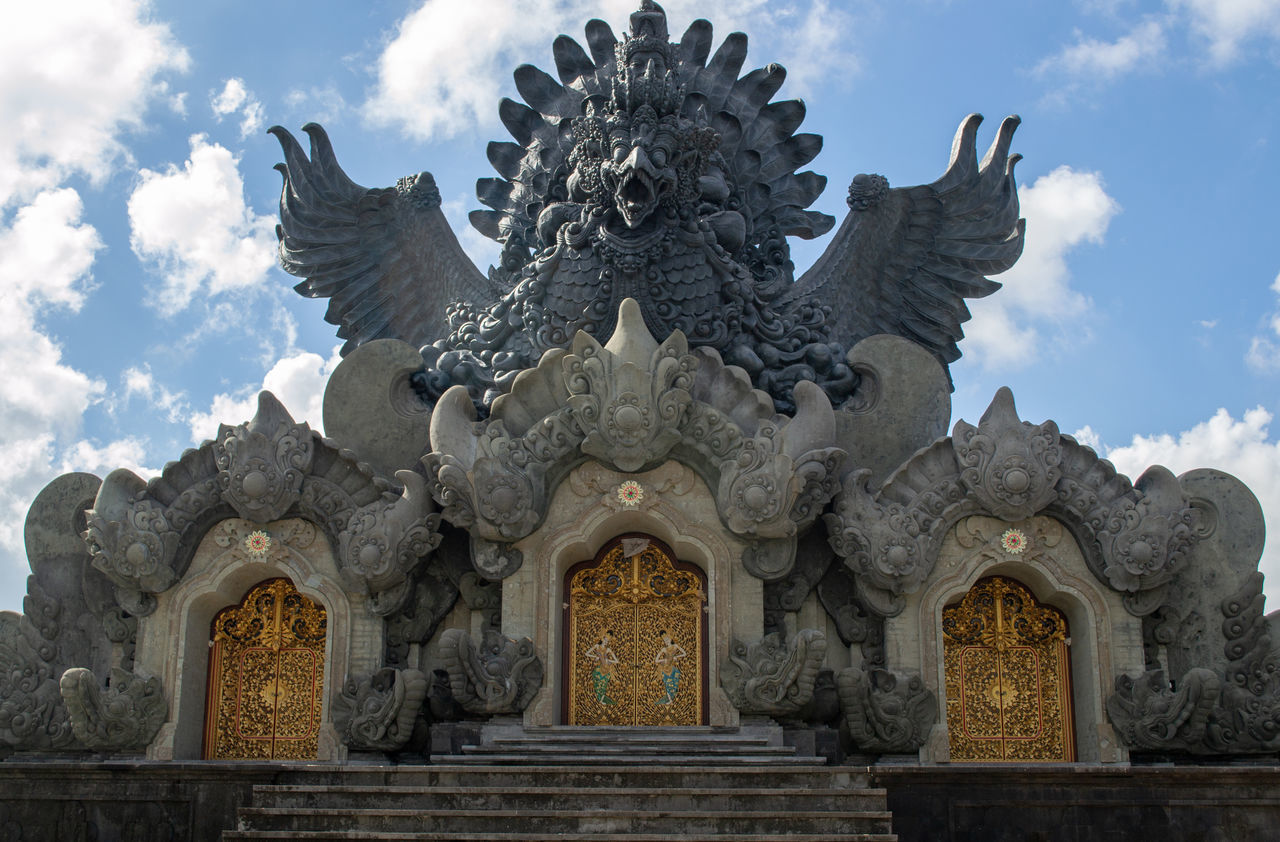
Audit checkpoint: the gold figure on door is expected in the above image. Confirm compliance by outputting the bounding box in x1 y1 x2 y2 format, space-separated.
566 537 705 726
204 578 327 760
943 576 1075 761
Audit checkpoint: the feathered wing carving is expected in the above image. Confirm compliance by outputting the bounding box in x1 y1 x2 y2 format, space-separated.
271 122 492 355
784 113 1024 378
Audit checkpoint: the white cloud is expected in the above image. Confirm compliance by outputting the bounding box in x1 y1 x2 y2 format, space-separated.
364 0 858 140
1172 0 1280 64
1037 17 1167 81
128 134 278 314
1245 271 1280 372
0 187 152 612
188 348 342 443
118 363 189 423
963 166 1119 368
211 78 265 139
1091 407 1280 604
0 0 189 209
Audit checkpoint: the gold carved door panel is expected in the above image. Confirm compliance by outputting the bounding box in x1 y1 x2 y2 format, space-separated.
942 576 1075 761
566 538 705 726
204 578 327 759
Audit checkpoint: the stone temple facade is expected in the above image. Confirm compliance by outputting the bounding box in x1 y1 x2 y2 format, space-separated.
1 0 1274 792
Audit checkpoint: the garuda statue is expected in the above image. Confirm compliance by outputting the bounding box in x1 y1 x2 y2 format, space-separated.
271 1 1024 412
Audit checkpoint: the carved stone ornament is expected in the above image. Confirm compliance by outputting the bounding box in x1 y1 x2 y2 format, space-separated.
952 387 1061 521
333 668 428 752
720 628 827 716
1105 667 1220 752
836 666 938 754
83 391 440 616
213 392 314 522
426 299 844 581
824 387 1201 617
437 628 544 716
59 667 166 751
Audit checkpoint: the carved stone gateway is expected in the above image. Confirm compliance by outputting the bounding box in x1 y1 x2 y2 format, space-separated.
2 3 1276 820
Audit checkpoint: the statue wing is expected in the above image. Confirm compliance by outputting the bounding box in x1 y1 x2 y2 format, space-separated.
271 123 493 355
783 114 1024 378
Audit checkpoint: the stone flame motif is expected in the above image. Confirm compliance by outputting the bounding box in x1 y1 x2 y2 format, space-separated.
425 299 844 582
59 667 167 751
952 387 1061 521
83 392 441 617
825 388 1201 618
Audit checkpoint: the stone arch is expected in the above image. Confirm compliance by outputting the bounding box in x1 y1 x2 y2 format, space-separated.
511 460 745 727
135 517 382 761
888 514 1144 763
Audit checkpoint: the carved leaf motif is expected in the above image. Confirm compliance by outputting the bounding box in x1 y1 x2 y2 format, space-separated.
59 667 166 751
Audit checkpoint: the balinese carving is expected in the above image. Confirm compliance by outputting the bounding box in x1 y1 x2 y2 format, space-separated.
84 392 436 616
763 531 836 636
437 628 544 715
0 611 73 750
1106 668 1220 752
274 3 1023 413
213 391 314 522
825 388 1201 618
721 629 826 716
952 387 1061 521
836 667 937 754
1204 573 1280 753
59 667 166 751
1095 466 1196 612
565 327 696 472
333 668 428 752
338 471 442 616
426 299 844 581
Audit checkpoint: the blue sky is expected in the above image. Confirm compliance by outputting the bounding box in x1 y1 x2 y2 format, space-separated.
2 0 1279 613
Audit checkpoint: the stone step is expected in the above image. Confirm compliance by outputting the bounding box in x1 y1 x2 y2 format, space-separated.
430 751 820 765
264 763 872 789
224 832 898 841
236 807 894 836
251 784 890 812
460 742 799 756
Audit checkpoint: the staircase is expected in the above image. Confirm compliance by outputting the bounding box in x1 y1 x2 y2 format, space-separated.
223 728 896 841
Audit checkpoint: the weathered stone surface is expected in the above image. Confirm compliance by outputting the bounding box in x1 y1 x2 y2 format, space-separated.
84 391 439 617
322 338 432 478
437 628 543 716
835 334 950 488
1106 667 1220 751
837 666 937 754
721 629 827 716
426 299 843 581
825 387 1202 618
333 668 427 752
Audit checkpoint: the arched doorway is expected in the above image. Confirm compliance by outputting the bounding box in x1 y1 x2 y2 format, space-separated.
942 575 1075 761
203 578 327 759
564 535 707 726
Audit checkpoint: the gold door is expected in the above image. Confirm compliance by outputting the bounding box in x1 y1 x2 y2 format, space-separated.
566 538 705 726
943 576 1075 761
204 578 327 759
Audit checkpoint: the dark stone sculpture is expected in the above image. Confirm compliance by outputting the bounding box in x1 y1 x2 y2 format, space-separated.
836 666 938 754
437 628 544 715
721 628 827 716
272 1 1024 413
333 668 428 752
